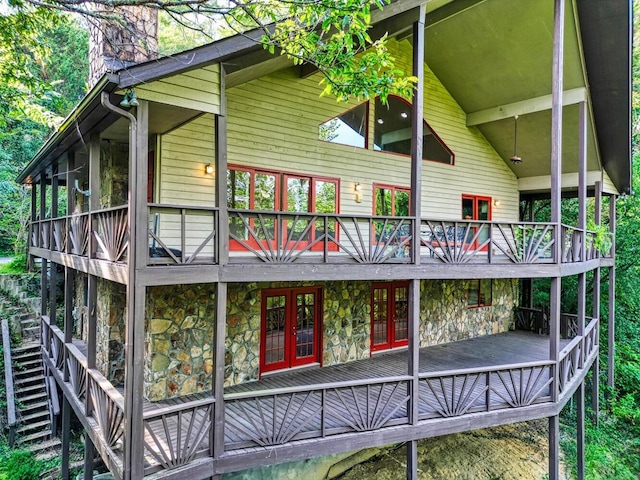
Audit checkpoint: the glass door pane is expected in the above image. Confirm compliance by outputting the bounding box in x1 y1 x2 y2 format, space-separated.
392 285 408 345
264 295 287 368
254 172 277 242
286 177 311 242
315 180 337 241
294 292 316 362
372 286 389 350
228 169 251 240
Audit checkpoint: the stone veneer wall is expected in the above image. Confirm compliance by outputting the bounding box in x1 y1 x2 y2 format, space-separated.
144 279 518 400
145 284 216 401
95 279 127 386
99 141 129 208
419 279 518 346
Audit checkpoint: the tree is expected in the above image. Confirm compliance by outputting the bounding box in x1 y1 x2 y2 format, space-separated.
1 0 416 116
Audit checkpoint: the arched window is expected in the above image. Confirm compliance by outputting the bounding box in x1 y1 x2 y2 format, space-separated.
373 96 453 164
318 102 368 148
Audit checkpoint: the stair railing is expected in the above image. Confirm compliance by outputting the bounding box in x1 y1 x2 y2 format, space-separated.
2 319 17 446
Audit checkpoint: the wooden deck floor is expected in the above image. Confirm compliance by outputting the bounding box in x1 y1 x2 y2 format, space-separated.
135 330 568 474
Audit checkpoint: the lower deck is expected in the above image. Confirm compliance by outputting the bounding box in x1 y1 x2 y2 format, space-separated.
42 318 598 478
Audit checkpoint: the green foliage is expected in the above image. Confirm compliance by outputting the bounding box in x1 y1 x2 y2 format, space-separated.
0 255 28 274
0 447 58 480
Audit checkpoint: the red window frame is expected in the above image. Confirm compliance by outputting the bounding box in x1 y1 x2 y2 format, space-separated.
461 194 492 251
260 286 323 375
227 165 340 252
370 281 410 352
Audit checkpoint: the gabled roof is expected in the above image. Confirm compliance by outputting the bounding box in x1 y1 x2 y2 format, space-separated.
18 0 631 194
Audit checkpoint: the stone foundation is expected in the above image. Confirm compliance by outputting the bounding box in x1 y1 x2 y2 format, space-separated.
96 279 126 386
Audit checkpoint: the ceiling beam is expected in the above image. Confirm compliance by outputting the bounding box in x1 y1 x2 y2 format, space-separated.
466 87 587 126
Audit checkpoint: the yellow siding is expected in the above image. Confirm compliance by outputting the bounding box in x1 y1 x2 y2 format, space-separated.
226 38 519 222
136 65 221 114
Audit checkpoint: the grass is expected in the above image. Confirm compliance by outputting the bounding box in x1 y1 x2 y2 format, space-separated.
0 256 27 275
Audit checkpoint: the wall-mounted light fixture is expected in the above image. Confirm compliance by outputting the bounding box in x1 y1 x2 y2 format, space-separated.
354 182 362 203
204 164 214 175
493 199 501 208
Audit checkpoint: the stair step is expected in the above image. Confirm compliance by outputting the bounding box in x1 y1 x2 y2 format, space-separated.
18 401 48 412
16 430 51 444
15 359 42 369
17 419 51 434
23 326 40 333
12 352 42 361
15 374 45 386
14 367 43 377
11 344 41 354
20 410 50 422
16 383 46 395
17 391 48 403
28 438 61 454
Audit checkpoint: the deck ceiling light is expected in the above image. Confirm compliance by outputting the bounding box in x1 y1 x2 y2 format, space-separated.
205 164 214 175
509 115 523 164
354 182 362 203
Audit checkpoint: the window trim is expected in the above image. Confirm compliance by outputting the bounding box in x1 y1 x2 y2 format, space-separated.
467 279 492 308
227 164 340 252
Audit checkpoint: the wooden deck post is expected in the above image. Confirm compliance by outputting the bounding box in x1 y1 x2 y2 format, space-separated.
549 415 560 480
61 396 71 480
213 282 227 459
591 356 599 426
85 274 97 416
49 165 58 328
576 381 585 480
607 196 616 390
577 100 587 365
549 0 565 405
410 3 425 266
215 66 229 266
83 433 95 480
407 7 425 479
40 175 48 317
88 134 100 260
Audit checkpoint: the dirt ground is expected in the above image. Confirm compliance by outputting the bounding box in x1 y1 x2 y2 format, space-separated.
338 420 567 480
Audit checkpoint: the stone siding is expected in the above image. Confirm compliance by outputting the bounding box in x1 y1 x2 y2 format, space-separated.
95 279 127 386
144 279 518 400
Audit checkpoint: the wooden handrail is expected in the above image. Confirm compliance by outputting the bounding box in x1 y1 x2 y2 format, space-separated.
2 319 17 447
143 396 215 420
225 374 413 401
419 359 554 379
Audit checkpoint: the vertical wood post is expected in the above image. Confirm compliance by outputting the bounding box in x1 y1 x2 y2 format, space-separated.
88 135 101 259
40 175 48 317
123 99 149 480
61 396 71 480
607 196 616 390
549 415 560 480
592 181 602 413
576 382 585 480
64 153 76 382
410 3 425 265
577 100 587 364
49 165 59 327
213 282 227 459
215 67 229 266
592 356 599 425
29 183 37 270
83 434 95 480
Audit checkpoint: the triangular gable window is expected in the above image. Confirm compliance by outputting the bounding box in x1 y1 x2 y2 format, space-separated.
319 102 368 148
374 96 453 164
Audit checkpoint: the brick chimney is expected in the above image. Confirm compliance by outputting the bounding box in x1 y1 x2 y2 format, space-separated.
88 6 158 87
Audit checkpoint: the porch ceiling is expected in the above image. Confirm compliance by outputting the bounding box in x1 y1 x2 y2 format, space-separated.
421 0 630 194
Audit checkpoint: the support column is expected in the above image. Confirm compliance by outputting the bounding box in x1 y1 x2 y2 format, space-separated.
576 382 585 480
592 181 602 424
608 196 617 389
40 175 48 317
83 434 95 480
49 167 58 326
85 274 97 415
88 135 100 259
410 3 425 265
123 99 149 480
577 101 587 365
61 396 71 480
407 8 425 479
215 66 229 266
29 183 37 271
213 282 227 459
592 356 599 425
549 415 560 480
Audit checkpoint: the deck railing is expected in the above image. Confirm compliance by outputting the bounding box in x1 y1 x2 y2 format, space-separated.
418 361 554 419
142 396 215 476
223 375 412 449
515 307 594 339
2 319 17 447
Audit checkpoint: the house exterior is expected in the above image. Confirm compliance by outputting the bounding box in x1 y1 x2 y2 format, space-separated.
17 0 631 479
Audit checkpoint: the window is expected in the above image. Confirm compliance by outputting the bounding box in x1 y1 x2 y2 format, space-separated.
319 102 368 148
374 96 454 164
227 166 339 249
261 287 322 374
467 279 492 307
374 184 411 242
371 281 409 352
462 194 492 249
318 96 454 164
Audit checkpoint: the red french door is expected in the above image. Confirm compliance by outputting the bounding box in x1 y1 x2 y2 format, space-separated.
371 281 409 352
261 287 321 374
461 194 492 250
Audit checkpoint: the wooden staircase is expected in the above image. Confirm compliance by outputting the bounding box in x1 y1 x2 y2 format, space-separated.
1 294 61 459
